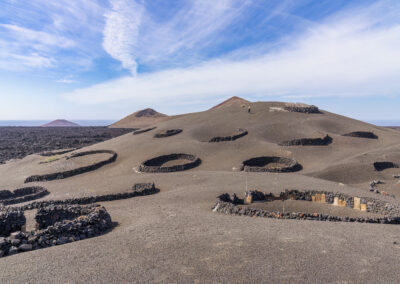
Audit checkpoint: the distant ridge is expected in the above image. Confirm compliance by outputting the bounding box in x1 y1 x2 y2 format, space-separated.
110 108 171 128
41 119 80 127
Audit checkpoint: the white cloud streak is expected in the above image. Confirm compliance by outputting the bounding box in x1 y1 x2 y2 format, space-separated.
64 2 400 105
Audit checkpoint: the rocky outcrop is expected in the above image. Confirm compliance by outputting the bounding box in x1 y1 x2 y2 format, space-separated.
139 154 201 173
25 150 117 183
154 129 182 138
213 189 400 224
279 135 332 146
133 127 156 135
241 156 302 172
373 162 399 171
342 131 378 139
0 186 49 205
208 129 248 142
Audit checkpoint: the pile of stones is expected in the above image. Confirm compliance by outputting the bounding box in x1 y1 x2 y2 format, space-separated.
241 156 302 173
139 154 201 173
208 129 248 142
25 150 117 183
0 209 25 237
213 189 400 224
133 127 156 135
342 131 378 139
154 129 182 138
373 161 399 171
0 186 49 206
284 105 321 114
279 134 332 146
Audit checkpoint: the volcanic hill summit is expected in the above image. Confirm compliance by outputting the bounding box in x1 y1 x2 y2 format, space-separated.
41 119 80 127
211 96 250 109
110 108 170 128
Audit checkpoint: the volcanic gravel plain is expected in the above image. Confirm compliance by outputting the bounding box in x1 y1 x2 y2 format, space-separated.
1 99 400 283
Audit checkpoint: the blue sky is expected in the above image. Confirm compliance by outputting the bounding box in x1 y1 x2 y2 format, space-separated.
1 0 400 122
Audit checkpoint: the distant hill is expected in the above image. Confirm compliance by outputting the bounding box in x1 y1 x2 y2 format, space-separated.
210 96 250 110
41 119 80 127
110 108 171 128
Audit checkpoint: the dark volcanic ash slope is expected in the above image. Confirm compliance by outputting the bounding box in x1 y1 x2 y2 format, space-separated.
0 127 132 164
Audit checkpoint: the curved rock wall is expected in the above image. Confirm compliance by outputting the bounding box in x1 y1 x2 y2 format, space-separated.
374 162 399 171
0 186 49 206
241 156 302 173
25 150 117 183
133 127 156 135
154 129 182 138
279 135 332 146
284 105 321 114
0 209 25 237
208 129 248 142
139 154 201 173
342 131 378 139
213 189 400 224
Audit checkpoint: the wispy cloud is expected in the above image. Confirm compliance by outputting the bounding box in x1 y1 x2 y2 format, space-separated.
64 1 400 106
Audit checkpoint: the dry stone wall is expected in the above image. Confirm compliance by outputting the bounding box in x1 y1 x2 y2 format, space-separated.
284 105 321 114
25 150 117 183
279 135 332 146
342 131 378 139
209 129 248 142
0 186 49 206
241 156 302 172
213 189 400 224
373 162 399 171
133 127 156 135
139 154 201 173
154 129 182 138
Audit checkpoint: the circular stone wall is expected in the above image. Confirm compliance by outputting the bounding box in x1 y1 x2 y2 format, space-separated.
342 131 378 139
241 156 302 172
0 186 49 206
133 127 156 135
154 129 182 138
208 129 248 142
213 189 400 224
139 153 201 173
279 135 332 146
374 162 399 171
25 150 117 183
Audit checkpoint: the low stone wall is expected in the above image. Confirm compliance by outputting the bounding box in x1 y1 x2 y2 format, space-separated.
0 183 158 258
154 129 182 138
241 156 302 173
0 186 49 205
139 154 201 173
342 131 378 139
16 183 158 211
284 105 321 114
0 209 25 237
209 129 248 142
279 135 332 146
213 189 400 224
25 150 117 183
373 162 399 171
0 204 112 257
133 127 156 135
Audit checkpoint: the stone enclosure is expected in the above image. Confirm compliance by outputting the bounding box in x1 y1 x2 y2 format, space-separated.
342 131 378 139
133 127 156 135
373 162 399 171
279 134 332 146
208 129 248 142
0 183 158 258
25 150 117 183
139 153 201 173
283 105 321 114
0 186 49 206
241 156 302 172
154 129 182 138
213 189 400 224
